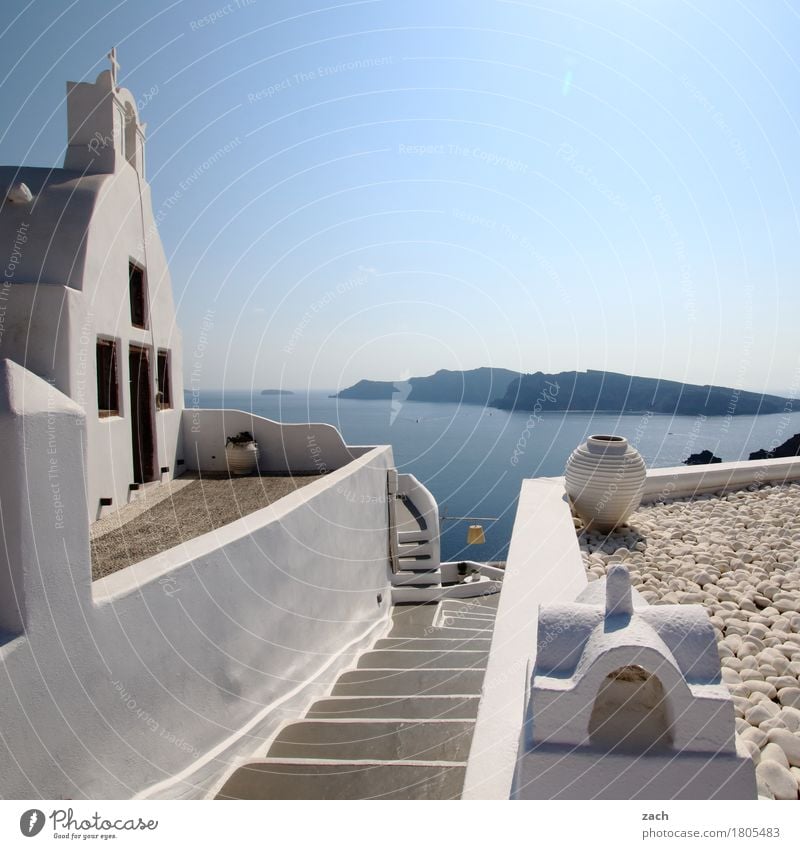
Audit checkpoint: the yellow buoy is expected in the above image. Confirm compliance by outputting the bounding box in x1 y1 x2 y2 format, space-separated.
467 524 485 545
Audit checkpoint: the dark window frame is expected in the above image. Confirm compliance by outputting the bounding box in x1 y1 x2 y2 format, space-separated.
96 337 120 417
156 348 172 410
129 261 148 329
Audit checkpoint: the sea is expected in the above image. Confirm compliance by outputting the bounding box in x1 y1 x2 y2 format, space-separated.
190 389 800 564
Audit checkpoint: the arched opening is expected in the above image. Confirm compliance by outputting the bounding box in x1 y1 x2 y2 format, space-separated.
588 665 673 752
123 104 140 174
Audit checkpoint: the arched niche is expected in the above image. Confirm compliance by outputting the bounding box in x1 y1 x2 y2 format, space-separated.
123 102 144 175
588 665 673 752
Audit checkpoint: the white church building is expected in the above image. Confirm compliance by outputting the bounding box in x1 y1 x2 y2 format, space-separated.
0 52 184 519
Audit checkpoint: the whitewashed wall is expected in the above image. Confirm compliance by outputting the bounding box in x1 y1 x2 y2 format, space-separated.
184 408 361 474
0 163 184 521
0 362 393 799
79 165 184 518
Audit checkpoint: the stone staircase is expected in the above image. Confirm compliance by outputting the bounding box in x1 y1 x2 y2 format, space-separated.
215 596 499 799
388 471 502 602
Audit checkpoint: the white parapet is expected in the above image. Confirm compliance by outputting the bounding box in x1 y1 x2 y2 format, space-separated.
183 408 361 474
462 476 588 799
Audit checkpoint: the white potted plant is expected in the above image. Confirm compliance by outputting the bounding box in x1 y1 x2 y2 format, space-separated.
225 430 260 475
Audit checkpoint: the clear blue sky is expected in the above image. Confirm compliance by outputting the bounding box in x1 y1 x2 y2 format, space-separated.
2 0 799 394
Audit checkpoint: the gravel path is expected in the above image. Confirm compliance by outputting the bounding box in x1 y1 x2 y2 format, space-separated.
577 482 800 800
91 473 319 581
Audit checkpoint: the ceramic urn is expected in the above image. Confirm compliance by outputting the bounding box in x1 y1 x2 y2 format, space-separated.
565 435 646 531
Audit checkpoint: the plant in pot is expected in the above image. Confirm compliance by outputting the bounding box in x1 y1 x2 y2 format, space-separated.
225 430 260 475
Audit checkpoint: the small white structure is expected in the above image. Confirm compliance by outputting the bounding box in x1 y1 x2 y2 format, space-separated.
0 51 183 519
514 564 756 799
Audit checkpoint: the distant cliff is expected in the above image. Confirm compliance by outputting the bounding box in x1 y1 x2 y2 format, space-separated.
408 367 521 405
332 367 792 416
331 379 398 400
492 369 791 416
332 368 521 404
261 389 294 395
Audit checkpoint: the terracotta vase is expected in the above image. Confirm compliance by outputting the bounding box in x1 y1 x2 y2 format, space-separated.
225 441 260 475
564 435 646 531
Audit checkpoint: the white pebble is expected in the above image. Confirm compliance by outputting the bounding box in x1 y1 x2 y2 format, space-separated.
779 706 800 733
737 737 761 763
778 688 800 709
742 680 777 699
756 760 798 800
746 702 780 726
766 676 798 691
761 742 790 768
766 729 800 767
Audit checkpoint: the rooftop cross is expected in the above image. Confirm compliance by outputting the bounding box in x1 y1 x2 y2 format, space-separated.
108 47 120 88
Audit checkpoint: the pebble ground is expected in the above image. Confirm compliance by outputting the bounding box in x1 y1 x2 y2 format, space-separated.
577 482 800 800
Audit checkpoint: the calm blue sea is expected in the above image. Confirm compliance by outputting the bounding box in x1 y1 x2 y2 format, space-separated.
190 390 800 564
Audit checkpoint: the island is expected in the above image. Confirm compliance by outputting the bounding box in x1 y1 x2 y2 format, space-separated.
331 368 521 404
407 367 521 406
261 389 294 396
332 367 793 417
331 379 399 400
491 369 791 416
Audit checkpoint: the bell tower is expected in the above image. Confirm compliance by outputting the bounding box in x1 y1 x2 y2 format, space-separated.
64 49 146 177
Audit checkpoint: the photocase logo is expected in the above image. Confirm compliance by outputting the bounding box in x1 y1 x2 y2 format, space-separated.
390 374 413 425
19 809 45 837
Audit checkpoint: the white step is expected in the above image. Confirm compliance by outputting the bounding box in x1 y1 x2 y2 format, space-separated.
268 719 475 762
439 602 499 617
392 579 501 604
398 541 433 558
216 759 465 800
357 649 488 670
398 531 432 544
391 570 442 587
375 638 492 651
332 667 486 697
307 695 480 720
440 615 495 630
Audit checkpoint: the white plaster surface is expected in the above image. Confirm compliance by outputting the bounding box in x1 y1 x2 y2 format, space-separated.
0 364 394 799
461 477 588 799
183 408 358 474
524 565 746 797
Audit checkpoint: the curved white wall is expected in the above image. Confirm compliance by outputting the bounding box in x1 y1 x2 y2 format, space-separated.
184 408 359 474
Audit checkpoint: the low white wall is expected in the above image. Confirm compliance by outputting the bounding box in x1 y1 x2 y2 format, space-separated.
642 457 800 501
0 363 394 799
462 477 588 800
183 408 360 474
